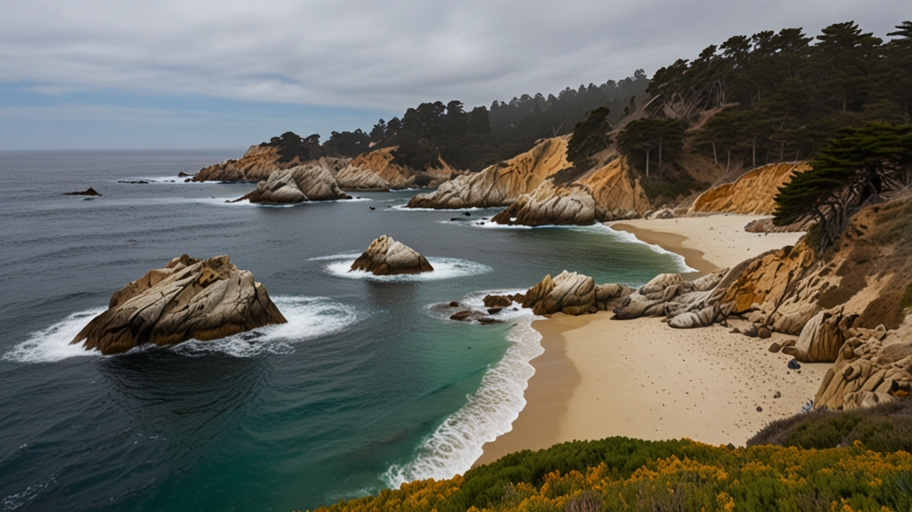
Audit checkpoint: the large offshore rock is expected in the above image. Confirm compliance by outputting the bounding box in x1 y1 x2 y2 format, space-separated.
335 165 391 191
350 235 434 275
71 255 287 355
691 162 811 215
232 165 351 204
407 137 570 209
491 182 595 226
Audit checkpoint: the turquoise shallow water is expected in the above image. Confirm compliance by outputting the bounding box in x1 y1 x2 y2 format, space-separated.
0 151 687 511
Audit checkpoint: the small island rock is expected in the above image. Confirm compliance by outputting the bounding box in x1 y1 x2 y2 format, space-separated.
71 255 287 355
350 235 434 275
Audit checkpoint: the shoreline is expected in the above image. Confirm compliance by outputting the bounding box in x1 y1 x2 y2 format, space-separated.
476 214 821 464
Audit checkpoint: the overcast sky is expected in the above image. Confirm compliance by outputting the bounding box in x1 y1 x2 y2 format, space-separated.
1 0 908 150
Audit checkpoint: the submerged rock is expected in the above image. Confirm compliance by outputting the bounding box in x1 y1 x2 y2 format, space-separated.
71 255 287 355
350 235 434 275
65 187 101 196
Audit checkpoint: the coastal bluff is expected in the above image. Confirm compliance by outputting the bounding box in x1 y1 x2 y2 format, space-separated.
71 255 286 355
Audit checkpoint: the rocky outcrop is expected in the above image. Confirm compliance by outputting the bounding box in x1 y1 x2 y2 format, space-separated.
612 271 732 328
350 235 434 275
782 307 859 363
65 188 101 196
719 243 818 334
814 317 912 410
691 162 811 215
348 147 454 190
579 157 652 221
407 137 570 209
335 165 391 191
491 182 595 226
71 255 287 355
231 165 351 204
195 144 350 183
521 271 633 316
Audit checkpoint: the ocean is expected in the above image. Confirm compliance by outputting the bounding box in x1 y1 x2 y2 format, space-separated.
0 150 688 511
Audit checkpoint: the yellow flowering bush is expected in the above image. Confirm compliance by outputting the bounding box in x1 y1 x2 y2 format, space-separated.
315 437 912 512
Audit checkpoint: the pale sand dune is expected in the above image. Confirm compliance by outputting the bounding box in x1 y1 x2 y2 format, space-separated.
475 215 823 466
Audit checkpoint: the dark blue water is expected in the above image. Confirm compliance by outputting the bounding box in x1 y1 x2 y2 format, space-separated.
0 150 686 511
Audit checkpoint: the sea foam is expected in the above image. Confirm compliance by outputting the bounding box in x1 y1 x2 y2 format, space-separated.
3 296 362 363
382 291 543 487
318 254 492 282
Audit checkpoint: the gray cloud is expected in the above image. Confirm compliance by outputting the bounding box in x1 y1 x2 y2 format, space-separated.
2 0 909 110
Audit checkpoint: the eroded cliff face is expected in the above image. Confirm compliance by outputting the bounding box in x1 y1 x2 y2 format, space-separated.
407 137 570 209
489 155 651 226
195 146 350 183
691 162 811 215
580 157 652 221
346 147 454 190
491 182 595 226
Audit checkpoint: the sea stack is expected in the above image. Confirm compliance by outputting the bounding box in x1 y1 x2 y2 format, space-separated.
71 255 286 355
350 235 434 275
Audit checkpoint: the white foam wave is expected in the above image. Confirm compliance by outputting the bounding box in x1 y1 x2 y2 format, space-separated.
322 255 492 282
383 299 543 486
2 308 107 364
3 297 362 363
604 226 696 273
172 296 363 357
387 204 488 212
306 252 363 262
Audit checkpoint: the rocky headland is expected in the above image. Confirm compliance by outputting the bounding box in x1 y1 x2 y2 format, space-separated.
229 165 351 204
71 255 286 355
350 235 434 275
407 137 571 209
490 156 652 226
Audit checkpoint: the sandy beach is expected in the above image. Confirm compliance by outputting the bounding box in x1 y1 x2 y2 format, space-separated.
476 214 826 466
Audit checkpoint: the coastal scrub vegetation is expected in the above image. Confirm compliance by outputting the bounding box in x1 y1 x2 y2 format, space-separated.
315 434 912 512
772 123 912 252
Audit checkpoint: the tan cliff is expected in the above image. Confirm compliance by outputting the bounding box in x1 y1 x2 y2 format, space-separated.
344 146 454 190
194 145 350 183
407 137 570 209
691 162 811 215
580 157 652 221
490 155 652 226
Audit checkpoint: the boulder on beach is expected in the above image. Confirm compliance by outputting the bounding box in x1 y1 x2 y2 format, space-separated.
230 165 351 204
65 188 101 196
71 255 287 355
350 235 434 275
